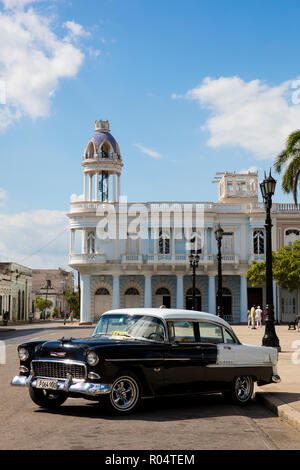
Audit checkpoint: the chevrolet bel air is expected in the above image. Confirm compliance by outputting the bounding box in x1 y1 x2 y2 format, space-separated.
11 309 280 414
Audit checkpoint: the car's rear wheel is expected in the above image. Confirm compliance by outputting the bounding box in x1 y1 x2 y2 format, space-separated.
29 386 67 409
224 375 254 406
103 374 141 415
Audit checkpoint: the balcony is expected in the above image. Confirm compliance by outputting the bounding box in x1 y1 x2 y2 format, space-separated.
146 254 214 264
121 255 143 264
248 253 265 263
69 253 107 265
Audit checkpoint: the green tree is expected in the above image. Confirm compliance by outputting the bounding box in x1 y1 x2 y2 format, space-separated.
274 130 300 204
64 286 80 317
246 241 300 292
35 296 53 316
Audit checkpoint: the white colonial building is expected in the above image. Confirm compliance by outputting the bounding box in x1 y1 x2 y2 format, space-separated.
68 119 300 324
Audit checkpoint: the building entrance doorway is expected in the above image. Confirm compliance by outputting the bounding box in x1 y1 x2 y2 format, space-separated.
186 288 202 311
247 287 263 310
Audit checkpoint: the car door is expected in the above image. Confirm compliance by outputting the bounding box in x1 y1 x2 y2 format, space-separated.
163 320 210 394
201 323 237 390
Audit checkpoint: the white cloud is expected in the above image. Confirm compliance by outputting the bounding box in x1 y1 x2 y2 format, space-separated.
133 143 162 159
176 76 300 159
63 20 91 40
0 209 70 268
0 1 85 130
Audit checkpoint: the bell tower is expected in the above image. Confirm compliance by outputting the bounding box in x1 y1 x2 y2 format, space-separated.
82 119 123 202
212 171 258 203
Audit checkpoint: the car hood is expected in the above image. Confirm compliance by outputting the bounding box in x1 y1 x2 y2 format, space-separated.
33 336 150 361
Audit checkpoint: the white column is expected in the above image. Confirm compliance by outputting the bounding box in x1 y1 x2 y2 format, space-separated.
82 230 87 254
113 174 116 202
176 275 184 309
80 274 91 323
70 229 75 255
89 174 93 201
208 276 216 314
112 275 120 309
144 275 152 308
240 274 248 323
95 173 99 201
83 173 87 201
117 174 120 202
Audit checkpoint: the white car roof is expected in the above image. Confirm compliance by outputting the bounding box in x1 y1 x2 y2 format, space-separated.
101 308 231 328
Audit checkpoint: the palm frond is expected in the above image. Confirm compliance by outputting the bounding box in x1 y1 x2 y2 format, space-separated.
286 130 300 155
274 150 289 173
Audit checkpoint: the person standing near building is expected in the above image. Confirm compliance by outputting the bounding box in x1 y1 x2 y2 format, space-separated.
250 305 256 329
247 309 251 328
255 306 262 328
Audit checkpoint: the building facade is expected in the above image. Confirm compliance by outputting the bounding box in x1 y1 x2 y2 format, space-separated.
32 268 74 318
0 263 32 322
68 120 300 324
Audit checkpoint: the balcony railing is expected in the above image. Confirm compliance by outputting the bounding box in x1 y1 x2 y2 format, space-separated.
121 255 143 263
69 253 106 264
248 253 266 263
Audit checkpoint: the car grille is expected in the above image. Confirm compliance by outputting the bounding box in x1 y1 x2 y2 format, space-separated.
32 360 86 381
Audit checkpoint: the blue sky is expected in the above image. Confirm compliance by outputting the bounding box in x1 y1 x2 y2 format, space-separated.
0 0 300 267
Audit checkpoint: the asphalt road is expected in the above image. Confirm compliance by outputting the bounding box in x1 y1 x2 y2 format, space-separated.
1 323 300 451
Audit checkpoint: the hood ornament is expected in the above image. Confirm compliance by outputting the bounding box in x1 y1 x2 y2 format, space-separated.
50 352 66 358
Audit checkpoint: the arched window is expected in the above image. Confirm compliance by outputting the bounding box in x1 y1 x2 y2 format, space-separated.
95 288 110 295
156 287 170 295
155 287 171 308
158 229 170 255
253 230 264 254
285 229 300 247
125 287 140 295
100 141 113 159
87 231 95 254
85 142 94 159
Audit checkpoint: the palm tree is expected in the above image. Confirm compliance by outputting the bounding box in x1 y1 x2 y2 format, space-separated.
274 130 300 204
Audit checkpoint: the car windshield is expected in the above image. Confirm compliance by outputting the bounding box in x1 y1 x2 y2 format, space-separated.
92 314 166 342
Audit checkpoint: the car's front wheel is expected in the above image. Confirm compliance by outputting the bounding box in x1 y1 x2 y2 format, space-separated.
224 375 254 406
103 374 141 415
29 386 67 409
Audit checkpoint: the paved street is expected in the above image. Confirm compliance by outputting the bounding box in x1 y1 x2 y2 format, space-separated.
1 322 300 450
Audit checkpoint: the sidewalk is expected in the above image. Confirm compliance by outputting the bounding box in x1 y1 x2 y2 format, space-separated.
232 324 300 431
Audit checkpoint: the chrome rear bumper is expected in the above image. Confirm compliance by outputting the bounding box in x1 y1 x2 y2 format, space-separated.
11 375 112 396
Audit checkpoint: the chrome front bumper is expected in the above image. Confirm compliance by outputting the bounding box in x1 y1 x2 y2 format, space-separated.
11 375 112 396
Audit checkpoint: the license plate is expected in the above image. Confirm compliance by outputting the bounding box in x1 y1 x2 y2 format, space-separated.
36 379 59 390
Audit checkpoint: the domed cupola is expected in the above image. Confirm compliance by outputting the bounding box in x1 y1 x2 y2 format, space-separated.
82 119 123 203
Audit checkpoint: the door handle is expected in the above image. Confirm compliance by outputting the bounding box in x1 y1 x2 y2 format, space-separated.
224 346 231 350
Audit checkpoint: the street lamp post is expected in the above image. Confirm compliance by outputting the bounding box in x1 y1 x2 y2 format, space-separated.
189 253 199 310
215 224 224 318
260 171 281 351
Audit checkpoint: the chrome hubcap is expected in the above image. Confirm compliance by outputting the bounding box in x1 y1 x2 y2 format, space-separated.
235 376 252 401
111 378 138 410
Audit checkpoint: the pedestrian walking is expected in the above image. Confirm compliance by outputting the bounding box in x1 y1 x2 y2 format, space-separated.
70 311 74 323
255 306 262 328
247 309 251 328
250 305 256 329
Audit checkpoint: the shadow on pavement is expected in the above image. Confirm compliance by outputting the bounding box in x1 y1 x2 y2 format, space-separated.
34 393 275 422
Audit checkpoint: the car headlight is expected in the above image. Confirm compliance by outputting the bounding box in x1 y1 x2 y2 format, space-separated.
86 351 99 366
18 347 29 361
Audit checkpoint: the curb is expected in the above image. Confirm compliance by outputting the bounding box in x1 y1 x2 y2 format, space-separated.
256 392 300 432
0 328 16 333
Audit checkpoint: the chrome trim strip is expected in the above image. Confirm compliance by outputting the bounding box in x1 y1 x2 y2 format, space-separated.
11 375 112 396
207 363 274 368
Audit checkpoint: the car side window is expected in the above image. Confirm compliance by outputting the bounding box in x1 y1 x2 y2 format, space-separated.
199 322 224 344
224 329 236 344
168 321 196 343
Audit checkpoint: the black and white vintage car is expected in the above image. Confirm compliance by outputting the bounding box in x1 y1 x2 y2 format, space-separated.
11 309 280 414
